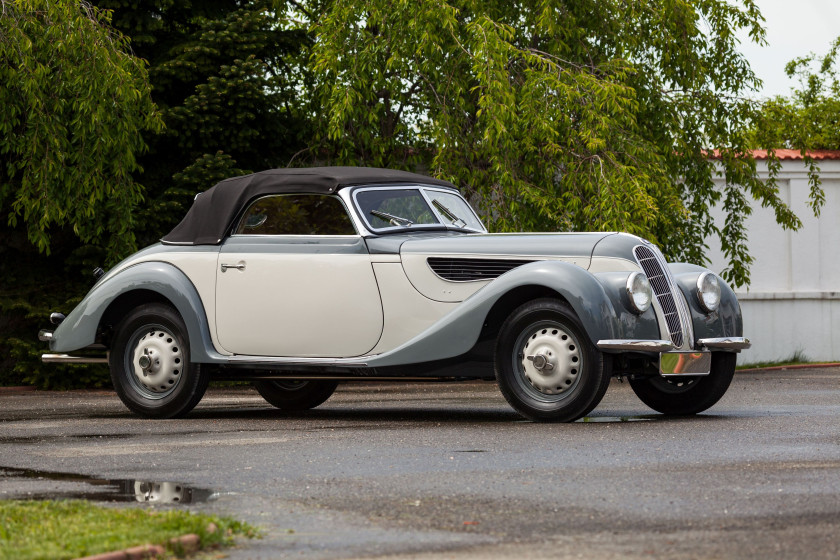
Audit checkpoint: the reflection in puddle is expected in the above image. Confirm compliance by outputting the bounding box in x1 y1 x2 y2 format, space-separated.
0 467 214 504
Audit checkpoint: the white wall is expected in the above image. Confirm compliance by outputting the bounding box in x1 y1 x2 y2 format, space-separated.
705 159 840 364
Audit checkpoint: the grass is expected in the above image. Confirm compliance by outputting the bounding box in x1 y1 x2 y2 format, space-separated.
0 500 257 560
736 349 836 370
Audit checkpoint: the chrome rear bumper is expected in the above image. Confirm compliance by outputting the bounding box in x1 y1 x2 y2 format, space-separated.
41 354 109 364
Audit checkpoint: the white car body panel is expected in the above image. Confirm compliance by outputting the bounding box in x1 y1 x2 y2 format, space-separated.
588 256 641 273
215 251 384 357
369 262 457 354
400 253 492 302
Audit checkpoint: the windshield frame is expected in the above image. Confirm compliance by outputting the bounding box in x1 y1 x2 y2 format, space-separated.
351 185 486 234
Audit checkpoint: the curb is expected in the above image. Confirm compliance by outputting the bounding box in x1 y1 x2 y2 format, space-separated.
0 386 36 394
738 362 840 373
75 533 200 560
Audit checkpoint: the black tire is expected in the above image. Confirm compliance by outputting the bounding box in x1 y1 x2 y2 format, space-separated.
628 352 736 415
109 303 209 419
253 379 338 410
494 298 611 422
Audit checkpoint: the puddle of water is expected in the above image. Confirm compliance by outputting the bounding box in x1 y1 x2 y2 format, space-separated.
0 467 215 504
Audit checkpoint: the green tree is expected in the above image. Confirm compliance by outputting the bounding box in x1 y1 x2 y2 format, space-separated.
0 0 161 258
96 0 310 245
0 1 309 387
0 0 162 386
753 37 840 219
303 0 818 288
758 37 840 151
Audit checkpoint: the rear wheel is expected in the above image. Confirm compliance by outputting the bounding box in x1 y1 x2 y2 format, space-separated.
253 379 338 410
109 303 209 418
494 298 611 422
629 352 736 415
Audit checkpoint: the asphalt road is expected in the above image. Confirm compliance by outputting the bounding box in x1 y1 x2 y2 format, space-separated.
1 368 839 559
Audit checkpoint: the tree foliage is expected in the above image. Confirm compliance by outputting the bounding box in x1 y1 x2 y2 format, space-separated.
0 0 161 258
304 0 821 288
752 37 840 223
0 0 161 386
758 37 840 151
0 0 308 387
97 0 309 246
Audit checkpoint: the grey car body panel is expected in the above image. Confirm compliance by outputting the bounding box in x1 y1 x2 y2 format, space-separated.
364 231 465 255
593 234 744 346
590 232 645 259
93 243 218 289
668 263 744 343
400 232 612 258
49 261 220 363
591 271 661 343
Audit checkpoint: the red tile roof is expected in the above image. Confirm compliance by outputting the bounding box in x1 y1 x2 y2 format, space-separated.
709 149 840 160
752 149 840 160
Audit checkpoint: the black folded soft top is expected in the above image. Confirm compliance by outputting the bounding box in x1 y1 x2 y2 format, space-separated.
161 166 458 245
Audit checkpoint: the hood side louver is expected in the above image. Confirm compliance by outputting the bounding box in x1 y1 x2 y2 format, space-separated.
427 257 533 282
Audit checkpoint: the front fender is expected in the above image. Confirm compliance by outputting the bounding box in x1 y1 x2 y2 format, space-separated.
50 261 219 362
366 260 653 367
669 263 744 342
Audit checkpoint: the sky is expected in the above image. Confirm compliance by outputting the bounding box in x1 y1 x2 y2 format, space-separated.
737 0 840 99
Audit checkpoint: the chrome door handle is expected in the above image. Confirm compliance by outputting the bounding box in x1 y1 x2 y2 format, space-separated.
220 263 246 272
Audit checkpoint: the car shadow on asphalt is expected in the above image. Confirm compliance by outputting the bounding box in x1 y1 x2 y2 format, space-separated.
83 406 736 425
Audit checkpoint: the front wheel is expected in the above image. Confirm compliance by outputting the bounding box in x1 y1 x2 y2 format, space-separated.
253 379 338 410
628 352 736 415
109 303 209 419
495 298 611 422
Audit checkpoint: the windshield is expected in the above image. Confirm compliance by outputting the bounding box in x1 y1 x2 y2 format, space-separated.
354 186 485 233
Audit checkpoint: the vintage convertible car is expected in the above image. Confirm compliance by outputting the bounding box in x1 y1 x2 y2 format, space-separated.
39 167 749 421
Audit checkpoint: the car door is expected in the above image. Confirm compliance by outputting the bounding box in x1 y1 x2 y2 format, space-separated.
215 194 384 357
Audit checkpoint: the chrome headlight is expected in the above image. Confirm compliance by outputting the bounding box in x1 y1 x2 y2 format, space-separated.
625 272 652 314
696 272 721 312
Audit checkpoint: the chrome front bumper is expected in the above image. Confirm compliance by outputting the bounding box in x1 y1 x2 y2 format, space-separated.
597 337 751 353
697 337 752 351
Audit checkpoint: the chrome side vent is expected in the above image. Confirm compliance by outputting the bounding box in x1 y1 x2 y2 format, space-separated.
427 257 532 282
633 245 684 348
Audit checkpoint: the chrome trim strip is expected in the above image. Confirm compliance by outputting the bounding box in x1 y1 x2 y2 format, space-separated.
42 354 109 364
223 355 370 366
38 330 53 342
698 337 752 351
239 375 458 382
596 339 675 352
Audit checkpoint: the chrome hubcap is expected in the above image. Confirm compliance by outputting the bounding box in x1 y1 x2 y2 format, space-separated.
131 328 182 394
519 324 581 395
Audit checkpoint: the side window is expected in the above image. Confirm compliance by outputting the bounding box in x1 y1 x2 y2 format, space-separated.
236 195 356 236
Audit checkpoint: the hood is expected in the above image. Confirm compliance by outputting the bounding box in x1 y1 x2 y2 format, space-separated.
399 232 616 263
